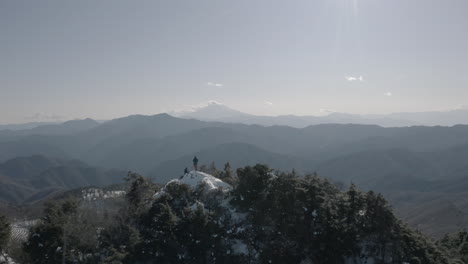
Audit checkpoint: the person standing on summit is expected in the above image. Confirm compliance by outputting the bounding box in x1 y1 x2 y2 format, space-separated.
193 156 199 171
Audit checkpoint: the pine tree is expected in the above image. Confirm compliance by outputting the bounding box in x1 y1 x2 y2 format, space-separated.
219 162 236 185
223 162 232 178
0 213 11 257
23 199 101 264
125 171 156 217
135 196 180 263
208 162 219 177
199 164 208 173
100 172 156 263
437 229 468 263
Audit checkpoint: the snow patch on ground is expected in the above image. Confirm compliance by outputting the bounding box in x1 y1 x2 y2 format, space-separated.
82 188 126 201
10 220 37 242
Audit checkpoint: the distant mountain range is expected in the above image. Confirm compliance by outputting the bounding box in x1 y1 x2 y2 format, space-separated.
0 118 99 137
2 111 468 237
3 103 468 131
0 122 57 131
174 101 468 127
0 155 126 204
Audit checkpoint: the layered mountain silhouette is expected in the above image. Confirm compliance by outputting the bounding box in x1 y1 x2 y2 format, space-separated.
175 102 468 127
2 113 468 237
0 118 99 137
0 155 126 204
175 102 415 127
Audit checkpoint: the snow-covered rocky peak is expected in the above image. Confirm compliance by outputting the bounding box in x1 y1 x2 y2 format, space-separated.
178 171 232 190
154 171 232 199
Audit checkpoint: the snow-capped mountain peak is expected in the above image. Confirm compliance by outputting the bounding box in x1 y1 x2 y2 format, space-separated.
170 101 251 121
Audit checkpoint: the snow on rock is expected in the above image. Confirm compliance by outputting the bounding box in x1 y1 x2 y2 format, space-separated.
0 253 16 264
231 239 248 255
219 198 247 224
154 171 232 198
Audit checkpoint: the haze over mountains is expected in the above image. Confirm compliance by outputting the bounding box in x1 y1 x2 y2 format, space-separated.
3 103 468 130
174 102 468 127
2 106 468 237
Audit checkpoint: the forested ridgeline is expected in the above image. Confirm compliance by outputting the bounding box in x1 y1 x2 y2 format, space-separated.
1 164 466 264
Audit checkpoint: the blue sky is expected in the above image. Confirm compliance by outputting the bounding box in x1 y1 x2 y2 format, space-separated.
1 0 468 123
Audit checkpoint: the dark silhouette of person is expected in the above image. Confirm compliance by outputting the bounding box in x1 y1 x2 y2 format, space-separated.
193 156 199 171
184 167 188 174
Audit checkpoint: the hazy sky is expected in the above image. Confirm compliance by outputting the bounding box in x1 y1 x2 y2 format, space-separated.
1 0 468 123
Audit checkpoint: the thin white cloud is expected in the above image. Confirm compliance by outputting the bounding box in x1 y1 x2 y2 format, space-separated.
345 75 364 82
264 101 273 106
206 82 224 87
384 92 393 97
